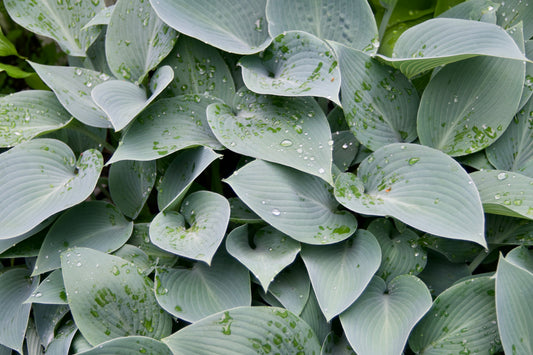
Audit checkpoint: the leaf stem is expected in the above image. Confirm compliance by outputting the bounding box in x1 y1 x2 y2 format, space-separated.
468 249 490 274
68 120 116 153
210 159 224 195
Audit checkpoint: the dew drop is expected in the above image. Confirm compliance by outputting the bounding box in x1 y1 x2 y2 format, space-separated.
280 139 293 147
271 208 281 216
318 168 325 174
408 157 420 165
497 172 508 180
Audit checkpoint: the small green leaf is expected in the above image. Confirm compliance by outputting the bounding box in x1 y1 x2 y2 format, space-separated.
340 275 432 355
225 159 357 245
0 139 103 239
4 0 104 56
109 160 157 219
149 0 271 54
409 276 500 355
92 66 174 131
33 201 133 275
496 247 533 355
105 0 177 83
154 252 251 322
150 191 230 264
0 27 18 57
471 170 533 220
108 95 224 163
301 230 381 321
334 143 486 247
207 90 334 183
240 31 341 104
162 306 321 354
0 90 73 147
61 247 172 346
226 224 301 292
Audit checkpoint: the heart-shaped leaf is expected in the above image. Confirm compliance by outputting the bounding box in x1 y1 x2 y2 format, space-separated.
486 96 533 178
76 336 173 355
108 95 224 163
207 90 334 183
340 275 432 355
301 230 381 321
4 0 104 56
105 0 177 83
149 0 271 54
92 66 174 131
154 252 250 322
0 90 73 147
109 160 157 219
150 191 230 264
61 247 172 346
0 268 38 354
496 246 533 355
379 18 528 78
334 143 486 247
0 139 103 239
240 31 340 104
367 218 427 282
266 0 378 52
157 147 221 211
226 224 301 292
471 170 533 220
408 276 500 354
29 63 112 128
225 159 357 245
162 306 321 354
417 55 524 156
161 35 235 105
333 43 419 151
33 201 133 275
25 270 66 305
259 259 310 315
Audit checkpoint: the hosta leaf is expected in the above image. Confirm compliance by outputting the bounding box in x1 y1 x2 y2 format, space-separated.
207 90 334 183
471 170 533 220
157 147 221 211
229 198 263 224
0 139 103 239
150 191 230 264
379 18 528 78
332 130 359 172
25 270 66 305
127 224 178 269
520 40 533 109
149 0 271 54
367 218 427 282
496 247 533 355
240 31 341 104
29 62 112 128
333 43 419 151
76 336 173 355
162 306 321 354
486 214 533 245
34 304 70 349
321 333 355 355
266 0 378 52
45 320 78 355
497 0 533 39
225 159 357 245
260 259 310 315
33 201 133 275
417 251 471 297
417 56 524 156
108 95 223 163
340 275 432 355
113 245 152 276
154 252 251 322
334 143 486 247
0 91 73 147
105 0 177 83
300 289 331 344
408 276 500 355
486 97 533 177
4 0 104 56
109 160 156 219
82 5 115 30
0 268 38 353
61 247 172 346
437 0 500 22
161 35 235 105
226 224 301 292
0 217 54 255
301 230 381 321
92 66 174 131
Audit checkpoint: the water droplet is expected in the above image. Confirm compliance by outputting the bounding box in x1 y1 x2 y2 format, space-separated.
408 157 420 165
33 292 42 298
497 172 508 180
318 168 325 174
271 208 281 216
342 143 348 149
494 194 501 200
280 139 293 147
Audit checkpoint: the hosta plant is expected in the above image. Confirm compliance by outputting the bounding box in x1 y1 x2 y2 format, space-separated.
0 0 532 354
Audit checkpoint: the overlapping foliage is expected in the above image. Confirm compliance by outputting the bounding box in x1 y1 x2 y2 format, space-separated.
0 0 532 354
